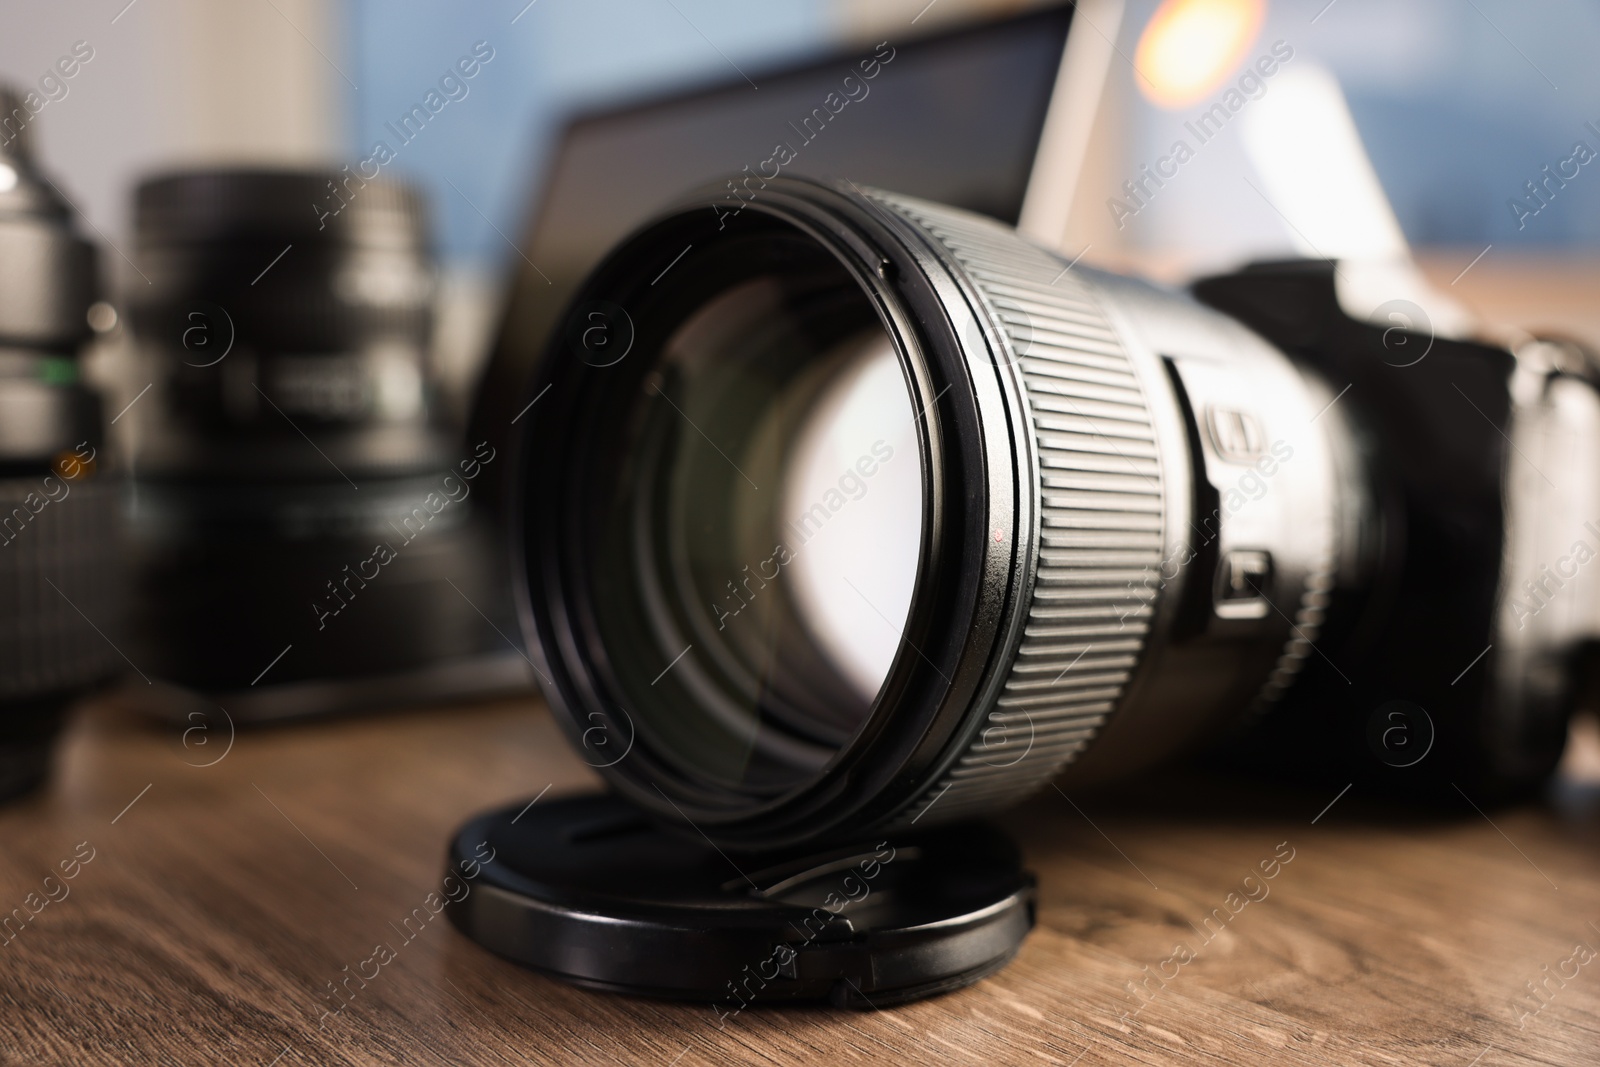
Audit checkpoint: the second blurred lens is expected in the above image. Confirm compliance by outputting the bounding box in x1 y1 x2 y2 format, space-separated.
124 168 512 714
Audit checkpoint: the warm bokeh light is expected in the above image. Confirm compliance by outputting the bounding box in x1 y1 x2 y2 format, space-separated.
1134 0 1267 109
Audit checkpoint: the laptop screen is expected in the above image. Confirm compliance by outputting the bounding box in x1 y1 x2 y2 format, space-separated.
472 5 1075 511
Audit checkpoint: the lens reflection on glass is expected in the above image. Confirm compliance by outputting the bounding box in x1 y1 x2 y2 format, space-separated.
592 259 923 794
781 333 921 703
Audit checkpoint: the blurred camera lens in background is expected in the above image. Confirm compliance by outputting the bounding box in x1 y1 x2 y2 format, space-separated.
123 169 520 720
0 85 123 800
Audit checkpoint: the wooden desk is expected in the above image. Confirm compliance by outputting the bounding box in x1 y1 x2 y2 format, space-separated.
2 695 1597 1066
6 253 1598 1065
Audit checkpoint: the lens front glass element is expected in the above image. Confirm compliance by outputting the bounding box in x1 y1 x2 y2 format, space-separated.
588 251 922 797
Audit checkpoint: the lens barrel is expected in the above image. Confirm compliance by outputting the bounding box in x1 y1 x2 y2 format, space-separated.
0 85 122 800
125 168 501 699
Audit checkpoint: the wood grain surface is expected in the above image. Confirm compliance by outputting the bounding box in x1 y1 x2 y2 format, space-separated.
1 692 1597 1067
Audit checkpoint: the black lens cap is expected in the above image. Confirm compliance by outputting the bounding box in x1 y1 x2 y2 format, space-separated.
445 793 1035 1009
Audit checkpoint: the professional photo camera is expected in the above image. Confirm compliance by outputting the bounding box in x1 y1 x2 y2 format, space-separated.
450 177 1592 1006
7 4 1599 1059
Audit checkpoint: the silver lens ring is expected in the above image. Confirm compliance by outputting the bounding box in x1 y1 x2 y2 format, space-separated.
868 191 1169 826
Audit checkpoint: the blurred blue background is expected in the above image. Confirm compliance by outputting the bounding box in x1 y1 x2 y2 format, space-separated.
4 0 1599 268
344 0 832 264
333 0 1600 264
1116 0 1600 260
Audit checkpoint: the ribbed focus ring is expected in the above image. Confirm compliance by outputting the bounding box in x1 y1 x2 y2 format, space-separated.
0 477 123 702
873 195 1165 826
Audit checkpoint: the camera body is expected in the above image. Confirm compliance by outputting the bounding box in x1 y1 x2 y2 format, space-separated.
1189 261 1588 798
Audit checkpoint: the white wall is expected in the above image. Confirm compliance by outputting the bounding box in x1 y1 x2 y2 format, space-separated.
0 0 341 263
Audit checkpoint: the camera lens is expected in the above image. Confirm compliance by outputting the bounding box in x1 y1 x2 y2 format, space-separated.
124 169 502 701
517 179 1349 849
0 85 122 800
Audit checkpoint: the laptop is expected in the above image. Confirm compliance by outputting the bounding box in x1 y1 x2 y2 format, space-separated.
469 3 1107 525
